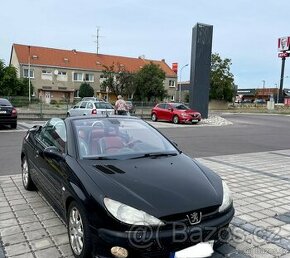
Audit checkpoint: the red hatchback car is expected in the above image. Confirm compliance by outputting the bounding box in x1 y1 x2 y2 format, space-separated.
151 102 201 124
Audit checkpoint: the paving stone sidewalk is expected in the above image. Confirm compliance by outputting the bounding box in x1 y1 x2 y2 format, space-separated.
0 149 290 257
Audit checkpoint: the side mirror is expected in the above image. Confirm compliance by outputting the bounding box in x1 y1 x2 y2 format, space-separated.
73 106 77 109
43 146 65 161
29 125 42 132
168 108 173 112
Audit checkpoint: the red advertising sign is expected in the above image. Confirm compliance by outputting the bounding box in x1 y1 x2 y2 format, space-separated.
172 63 178 74
278 52 289 58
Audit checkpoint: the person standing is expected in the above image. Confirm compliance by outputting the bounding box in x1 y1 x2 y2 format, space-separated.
115 95 128 115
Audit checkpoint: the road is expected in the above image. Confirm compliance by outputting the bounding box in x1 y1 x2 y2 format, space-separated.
0 113 290 176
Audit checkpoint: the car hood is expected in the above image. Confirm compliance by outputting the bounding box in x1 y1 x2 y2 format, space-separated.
78 154 222 218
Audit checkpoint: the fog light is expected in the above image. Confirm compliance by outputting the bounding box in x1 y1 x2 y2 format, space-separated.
111 246 128 258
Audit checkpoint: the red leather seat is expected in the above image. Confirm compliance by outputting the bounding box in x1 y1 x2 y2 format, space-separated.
90 129 105 155
99 136 124 154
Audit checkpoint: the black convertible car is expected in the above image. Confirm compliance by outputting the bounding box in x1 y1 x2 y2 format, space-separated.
21 116 234 258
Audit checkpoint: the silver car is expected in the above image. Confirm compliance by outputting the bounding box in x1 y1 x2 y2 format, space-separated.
67 100 115 117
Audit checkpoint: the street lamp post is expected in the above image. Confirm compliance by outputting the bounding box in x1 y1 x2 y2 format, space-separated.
179 64 189 102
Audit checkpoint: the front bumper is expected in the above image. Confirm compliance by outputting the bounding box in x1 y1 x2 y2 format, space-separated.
96 206 234 257
180 116 201 123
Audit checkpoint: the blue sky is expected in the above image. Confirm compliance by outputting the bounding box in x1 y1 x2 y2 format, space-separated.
1 0 290 89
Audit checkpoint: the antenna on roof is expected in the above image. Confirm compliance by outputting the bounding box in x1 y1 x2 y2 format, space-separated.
93 26 103 54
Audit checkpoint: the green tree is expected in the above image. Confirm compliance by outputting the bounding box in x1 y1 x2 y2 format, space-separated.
134 62 166 101
0 60 33 97
0 65 18 96
210 53 235 102
79 83 94 98
101 63 135 98
16 78 33 97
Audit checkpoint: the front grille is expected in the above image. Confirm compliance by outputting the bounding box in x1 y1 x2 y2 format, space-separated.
160 206 219 226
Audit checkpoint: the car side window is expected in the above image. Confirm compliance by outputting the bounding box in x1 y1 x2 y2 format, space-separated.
87 102 93 109
158 104 165 109
36 118 67 153
80 102 87 109
74 102 81 109
164 104 169 110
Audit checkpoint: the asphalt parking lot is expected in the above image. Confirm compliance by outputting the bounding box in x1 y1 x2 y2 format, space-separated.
1 149 290 258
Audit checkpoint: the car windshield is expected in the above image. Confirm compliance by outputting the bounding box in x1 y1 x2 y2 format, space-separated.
72 117 178 159
171 103 190 110
0 99 12 106
95 102 113 109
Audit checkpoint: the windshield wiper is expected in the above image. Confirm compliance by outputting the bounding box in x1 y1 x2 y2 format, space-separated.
130 152 178 159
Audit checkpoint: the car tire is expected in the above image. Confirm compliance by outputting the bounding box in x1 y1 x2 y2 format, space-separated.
151 113 157 122
68 201 92 258
22 156 36 191
11 122 17 129
173 115 179 124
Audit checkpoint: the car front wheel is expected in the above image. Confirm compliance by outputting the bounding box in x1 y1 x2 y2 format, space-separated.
22 156 36 191
68 201 92 258
151 113 157 122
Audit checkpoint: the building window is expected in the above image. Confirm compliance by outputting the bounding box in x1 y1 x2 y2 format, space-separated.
171 95 175 101
42 70 52 75
85 73 94 82
58 71 67 76
169 80 176 87
73 72 83 81
23 68 34 78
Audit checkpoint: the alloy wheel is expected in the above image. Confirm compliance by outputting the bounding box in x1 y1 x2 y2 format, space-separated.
22 158 29 187
69 207 84 255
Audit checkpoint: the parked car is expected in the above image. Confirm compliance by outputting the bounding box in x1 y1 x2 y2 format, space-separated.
21 116 234 258
67 100 114 117
126 100 135 114
0 98 17 129
254 98 266 104
151 102 201 124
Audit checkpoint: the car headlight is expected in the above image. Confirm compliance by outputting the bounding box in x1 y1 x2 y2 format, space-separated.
104 198 164 226
181 113 188 117
219 181 233 212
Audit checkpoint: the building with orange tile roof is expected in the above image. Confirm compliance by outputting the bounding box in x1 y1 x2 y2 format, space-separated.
10 44 177 103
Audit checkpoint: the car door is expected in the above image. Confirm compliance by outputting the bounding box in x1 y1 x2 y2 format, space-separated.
79 101 88 116
156 104 165 120
164 104 174 121
70 102 81 116
34 118 67 209
86 101 94 115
